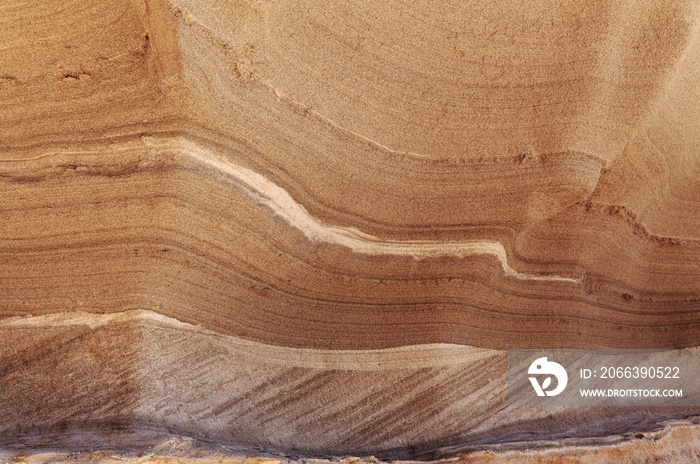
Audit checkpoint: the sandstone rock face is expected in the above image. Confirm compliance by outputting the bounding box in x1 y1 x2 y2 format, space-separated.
1 0 700 461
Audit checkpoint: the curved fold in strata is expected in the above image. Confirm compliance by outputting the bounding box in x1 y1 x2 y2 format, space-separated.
0 136 699 350
1 136 699 350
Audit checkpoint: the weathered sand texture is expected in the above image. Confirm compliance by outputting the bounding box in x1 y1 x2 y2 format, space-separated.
1 0 700 461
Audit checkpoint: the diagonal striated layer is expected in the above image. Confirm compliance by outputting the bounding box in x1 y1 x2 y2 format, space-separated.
2 311 699 458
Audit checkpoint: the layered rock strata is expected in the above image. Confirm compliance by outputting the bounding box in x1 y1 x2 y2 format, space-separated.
1 0 700 460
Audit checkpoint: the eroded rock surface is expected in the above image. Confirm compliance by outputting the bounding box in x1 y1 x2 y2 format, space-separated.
1 0 700 461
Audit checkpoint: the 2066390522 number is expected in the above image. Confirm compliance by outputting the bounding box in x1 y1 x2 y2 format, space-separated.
600 366 680 379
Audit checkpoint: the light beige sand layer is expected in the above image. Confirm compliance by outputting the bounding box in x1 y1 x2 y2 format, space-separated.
4 424 700 464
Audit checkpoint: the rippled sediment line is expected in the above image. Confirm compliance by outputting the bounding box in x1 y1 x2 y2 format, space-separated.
2 136 580 283
173 138 579 283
